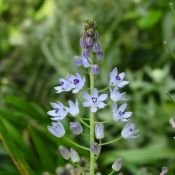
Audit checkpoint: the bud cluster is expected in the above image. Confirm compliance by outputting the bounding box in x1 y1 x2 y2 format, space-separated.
74 19 104 74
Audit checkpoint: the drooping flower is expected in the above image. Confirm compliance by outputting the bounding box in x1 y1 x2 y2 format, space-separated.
112 158 122 172
47 102 68 121
70 122 83 135
67 73 85 94
121 122 139 139
90 142 101 155
54 78 72 94
82 88 108 113
68 99 79 117
70 148 80 163
47 122 65 138
112 103 132 122
109 67 129 88
91 64 99 75
95 123 104 140
110 87 126 102
59 145 70 160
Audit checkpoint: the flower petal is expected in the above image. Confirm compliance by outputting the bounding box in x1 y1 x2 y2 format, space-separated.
98 94 108 101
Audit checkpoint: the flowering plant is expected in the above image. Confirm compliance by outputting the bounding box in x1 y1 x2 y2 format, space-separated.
47 19 139 175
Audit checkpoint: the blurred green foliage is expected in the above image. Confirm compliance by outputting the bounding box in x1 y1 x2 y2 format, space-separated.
0 0 175 174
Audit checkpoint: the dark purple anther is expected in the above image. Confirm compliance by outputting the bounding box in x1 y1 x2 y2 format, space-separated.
115 76 121 81
55 108 59 113
74 79 80 85
60 81 64 86
119 111 124 116
92 97 97 103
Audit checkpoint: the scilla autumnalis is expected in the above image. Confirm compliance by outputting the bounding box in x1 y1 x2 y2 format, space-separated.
47 18 139 175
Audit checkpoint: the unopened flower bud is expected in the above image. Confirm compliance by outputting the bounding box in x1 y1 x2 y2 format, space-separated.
91 64 99 75
59 145 70 160
73 56 82 67
82 57 91 68
160 167 168 175
90 142 100 155
80 38 88 49
112 158 122 172
83 49 90 59
70 148 80 163
96 50 104 60
93 32 98 40
87 28 94 36
70 122 83 135
86 37 93 47
95 123 104 139
92 43 100 53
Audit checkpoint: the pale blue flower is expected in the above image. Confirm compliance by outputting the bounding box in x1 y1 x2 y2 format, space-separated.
70 122 83 135
67 73 85 94
59 145 70 160
110 87 126 102
110 67 129 88
54 78 71 93
82 88 108 113
70 148 80 163
47 102 68 121
47 122 65 138
95 123 104 140
112 103 132 122
68 99 79 116
121 122 139 139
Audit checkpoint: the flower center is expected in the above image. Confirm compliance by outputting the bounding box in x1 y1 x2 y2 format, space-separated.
60 81 64 86
74 79 80 85
119 111 124 116
115 76 121 81
55 108 59 113
92 97 97 103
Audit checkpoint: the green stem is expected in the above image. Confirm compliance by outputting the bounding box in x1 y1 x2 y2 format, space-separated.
108 170 114 175
101 137 122 146
79 118 90 128
99 86 109 92
65 137 90 151
90 58 95 175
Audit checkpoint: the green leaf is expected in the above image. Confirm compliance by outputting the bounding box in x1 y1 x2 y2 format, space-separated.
0 118 34 175
137 10 163 29
28 126 55 171
100 144 175 166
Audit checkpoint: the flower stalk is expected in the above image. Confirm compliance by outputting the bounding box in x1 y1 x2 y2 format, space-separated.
89 56 95 175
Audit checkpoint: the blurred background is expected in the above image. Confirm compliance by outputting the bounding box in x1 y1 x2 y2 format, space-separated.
0 0 175 174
